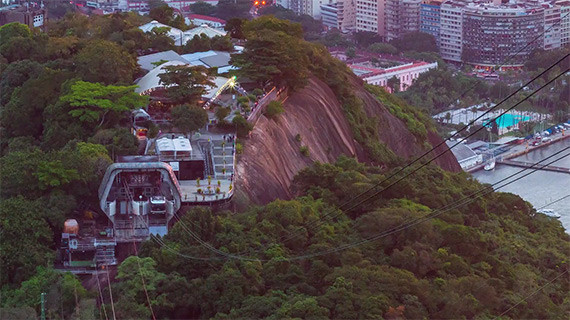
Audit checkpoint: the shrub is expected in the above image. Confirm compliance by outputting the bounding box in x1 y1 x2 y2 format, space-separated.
295 133 302 142
299 145 309 157
236 143 243 154
265 101 284 120
215 106 230 123
232 115 253 138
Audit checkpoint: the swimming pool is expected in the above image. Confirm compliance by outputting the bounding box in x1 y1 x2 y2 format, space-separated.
483 113 530 129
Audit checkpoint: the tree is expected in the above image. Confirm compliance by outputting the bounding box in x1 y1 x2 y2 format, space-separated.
90 128 140 158
1 69 72 140
0 197 53 287
150 5 175 25
387 76 401 93
170 104 209 133
231 17 310 90
184 34 212 53
390 31 437 53
159 65 215 104
225 18 246 39
211 36 233 52
265 101 285 120
345 47 356 59
0 59 43 105
232 114 252 137
215 0 252 21
189 1 216 15
74 39 137 84
368 43 398 55
215 106 231 123
353 31 383 48
489 81 510 100
114 256 167 320
148 0 167 9
59 81 148 128
35 160 80 190
0 23 38 62
2 266 87 318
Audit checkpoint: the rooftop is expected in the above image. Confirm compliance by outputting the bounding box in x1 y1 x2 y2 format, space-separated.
187 14 226 24
137 50 190 71
446 141 478 162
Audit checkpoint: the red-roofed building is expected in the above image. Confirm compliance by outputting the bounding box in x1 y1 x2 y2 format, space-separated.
349 61 438 93
186 14 226 28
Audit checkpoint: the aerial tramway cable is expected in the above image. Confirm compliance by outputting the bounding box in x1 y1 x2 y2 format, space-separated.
145 146 570 262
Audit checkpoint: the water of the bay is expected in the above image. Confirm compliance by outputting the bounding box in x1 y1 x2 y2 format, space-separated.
472 138 570 231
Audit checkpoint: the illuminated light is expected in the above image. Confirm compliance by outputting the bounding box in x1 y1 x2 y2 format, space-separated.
254 0 259 4
262 1 265 4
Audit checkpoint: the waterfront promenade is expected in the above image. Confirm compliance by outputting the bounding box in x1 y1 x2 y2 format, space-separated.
466 130 570 173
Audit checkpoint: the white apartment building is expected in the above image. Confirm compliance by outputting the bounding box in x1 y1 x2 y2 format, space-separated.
385 0 422 41
321 0 356 32
356 0 386 37
544 4 562 50
558 0 570 46
439 0 466 62
291 0 325 18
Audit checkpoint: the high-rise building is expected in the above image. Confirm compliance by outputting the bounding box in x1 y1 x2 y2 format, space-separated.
557 0 570 46
291 0 325 18
462 2 545 68
321 0 356 32
420 1 443 46
385 0 422 41
544 4 562 50
439 0 467 63
356 0 386 37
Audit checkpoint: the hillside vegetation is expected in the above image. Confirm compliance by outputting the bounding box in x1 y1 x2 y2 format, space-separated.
0 14 568 320
132 158 568 319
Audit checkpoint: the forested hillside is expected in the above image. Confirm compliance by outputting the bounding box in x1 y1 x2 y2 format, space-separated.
0 12 568 320
132 159 569 319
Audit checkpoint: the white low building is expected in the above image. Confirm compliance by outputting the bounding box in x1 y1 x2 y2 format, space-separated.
446 141 482 170
185 14 226 28
139 22 227 46
351 61 438 92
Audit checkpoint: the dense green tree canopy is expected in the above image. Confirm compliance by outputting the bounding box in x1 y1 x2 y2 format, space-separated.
59 80 147 125
74 39 137 84
390 31 438 53
231 16 309 90
189 1 216 15
170 104 209 133
159 64 215 104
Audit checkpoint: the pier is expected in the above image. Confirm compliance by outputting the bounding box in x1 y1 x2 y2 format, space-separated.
496 159 570 174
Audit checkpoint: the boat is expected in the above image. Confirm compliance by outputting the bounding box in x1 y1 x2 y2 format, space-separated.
484 158 496 171
537 209 561 218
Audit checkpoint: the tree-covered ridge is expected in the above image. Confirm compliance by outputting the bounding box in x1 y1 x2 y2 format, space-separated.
107 157 569 319
0 12 568 319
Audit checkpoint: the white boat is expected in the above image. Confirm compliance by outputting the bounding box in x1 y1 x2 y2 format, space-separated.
537 209 561 218
484 158 496 171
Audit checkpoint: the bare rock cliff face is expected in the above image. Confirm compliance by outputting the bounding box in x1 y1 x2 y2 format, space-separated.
236 77 460 204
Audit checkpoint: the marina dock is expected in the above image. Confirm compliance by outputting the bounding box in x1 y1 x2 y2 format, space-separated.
496 159 570 174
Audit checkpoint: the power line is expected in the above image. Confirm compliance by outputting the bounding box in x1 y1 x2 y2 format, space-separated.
148 35 569 262
285 148 570 261
537 194 570 210
494 269 569 319
131 215 157 320
338 66 568 217
94 259 109 320
104 262 116 320
278 60 569 246
146 146 570 262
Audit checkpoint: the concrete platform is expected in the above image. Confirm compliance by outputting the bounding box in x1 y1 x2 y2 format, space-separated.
179 179 233 203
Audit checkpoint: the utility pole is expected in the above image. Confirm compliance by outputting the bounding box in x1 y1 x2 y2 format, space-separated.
40 292 46 320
